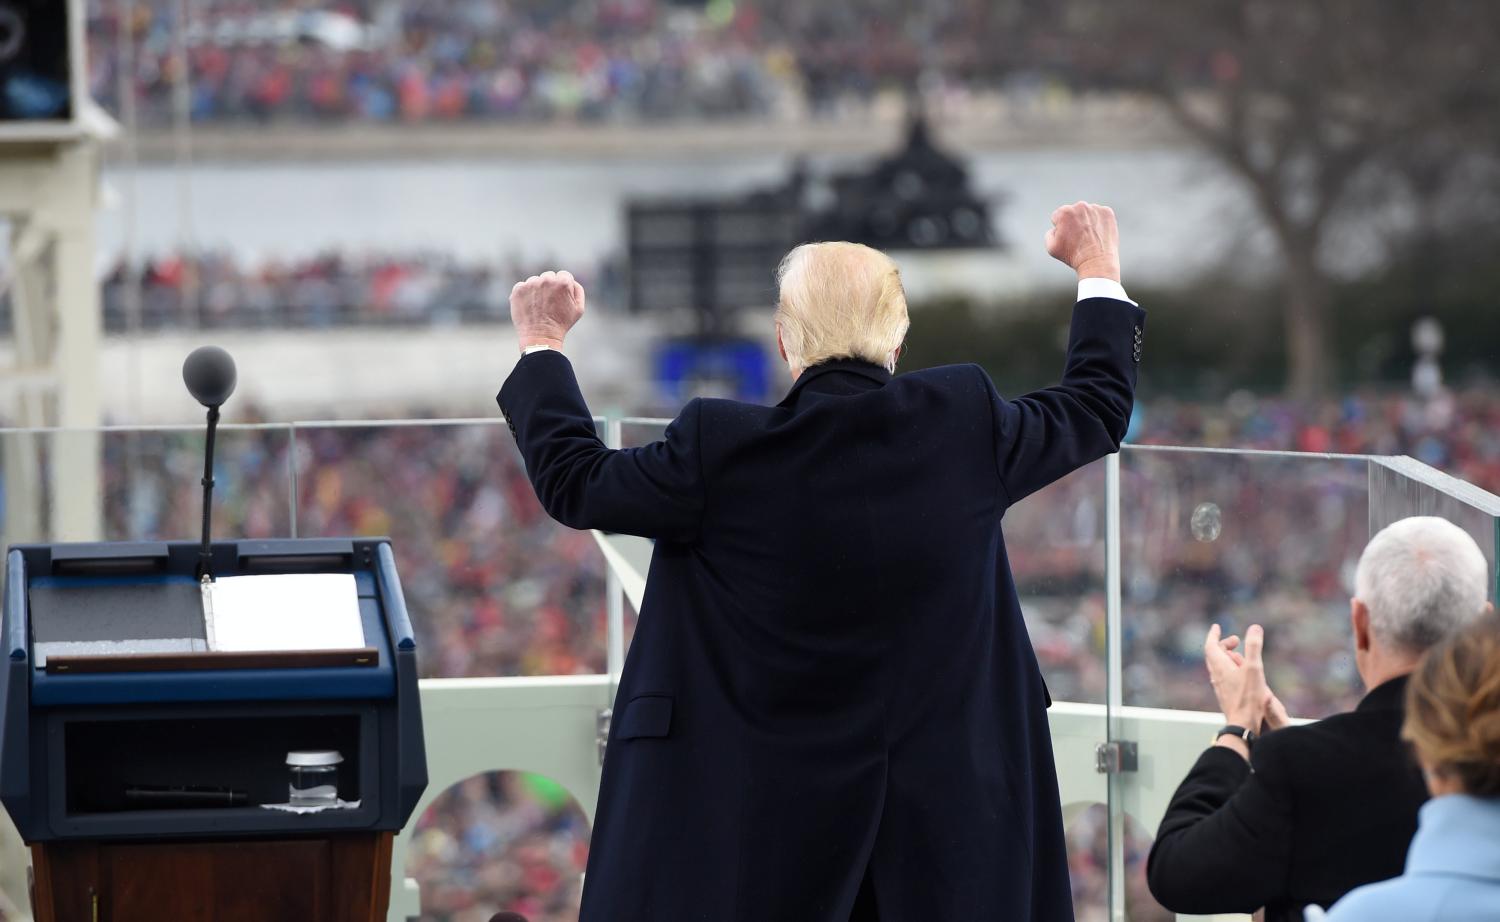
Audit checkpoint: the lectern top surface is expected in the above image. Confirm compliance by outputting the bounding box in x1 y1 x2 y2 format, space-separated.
24 571 397 707
30 577 206 644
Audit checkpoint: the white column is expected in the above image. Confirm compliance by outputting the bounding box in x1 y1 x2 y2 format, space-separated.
47 143 104 541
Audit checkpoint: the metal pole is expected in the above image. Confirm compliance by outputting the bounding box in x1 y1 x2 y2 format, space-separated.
604 416 625 695
1104 451 1126 921
197 405 219 579
287 424 300 538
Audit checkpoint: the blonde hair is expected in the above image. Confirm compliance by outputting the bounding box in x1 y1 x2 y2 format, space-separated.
774 242 910 373
1403 616 1500 796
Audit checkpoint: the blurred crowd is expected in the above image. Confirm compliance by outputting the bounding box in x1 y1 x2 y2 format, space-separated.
1012 448 1372 718
408 772 590 922
85 0 1033 125
62 385 1497 919
1015 387 1500 718
1066 806 1172 922
97 420 611 680
95 252 616 330
1136 389 1500 488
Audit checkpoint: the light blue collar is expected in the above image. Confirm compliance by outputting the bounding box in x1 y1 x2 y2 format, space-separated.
1407 794 1500 881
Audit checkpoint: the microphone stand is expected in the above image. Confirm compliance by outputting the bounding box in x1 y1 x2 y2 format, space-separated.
197 405 221 582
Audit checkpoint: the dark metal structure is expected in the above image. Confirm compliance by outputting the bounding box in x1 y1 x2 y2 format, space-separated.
626 115 1001 324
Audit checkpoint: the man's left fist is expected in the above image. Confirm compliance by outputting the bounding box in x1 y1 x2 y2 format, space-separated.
1045 201 1121 283
511 270 586 353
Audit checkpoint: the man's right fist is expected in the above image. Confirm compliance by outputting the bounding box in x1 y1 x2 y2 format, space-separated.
510 270 586 353
1045 201 1121 283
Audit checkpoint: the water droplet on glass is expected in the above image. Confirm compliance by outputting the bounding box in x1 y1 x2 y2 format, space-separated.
1191 502 1222 542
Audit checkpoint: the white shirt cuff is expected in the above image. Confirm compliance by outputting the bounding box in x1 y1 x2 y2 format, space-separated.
1077 278 1136 306
521 344 556 356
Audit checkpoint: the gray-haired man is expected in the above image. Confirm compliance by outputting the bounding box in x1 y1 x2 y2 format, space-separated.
1147 516 1493 922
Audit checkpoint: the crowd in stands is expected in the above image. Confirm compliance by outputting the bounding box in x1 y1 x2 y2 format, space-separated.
105 420 613 678
96 252 594 330
407 771 590 922
1067 806 1172 922
85 0 1033 125
1006 387 1500 720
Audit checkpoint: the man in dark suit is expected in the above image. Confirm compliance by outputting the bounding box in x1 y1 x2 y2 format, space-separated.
498 202 1144 922
1147 516 1493 922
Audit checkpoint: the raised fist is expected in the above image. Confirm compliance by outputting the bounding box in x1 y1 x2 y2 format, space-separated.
510 270 586 353
1045 201 1121 283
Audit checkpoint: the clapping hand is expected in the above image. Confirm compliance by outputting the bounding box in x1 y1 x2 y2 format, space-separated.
1205 624 1292 754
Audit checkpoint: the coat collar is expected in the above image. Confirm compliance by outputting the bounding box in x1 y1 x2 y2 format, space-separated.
777 358 892 408
1357 674 1410 713
1406 794 1500 881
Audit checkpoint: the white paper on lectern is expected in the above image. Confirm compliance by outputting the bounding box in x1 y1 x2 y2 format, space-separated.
206 573 366 652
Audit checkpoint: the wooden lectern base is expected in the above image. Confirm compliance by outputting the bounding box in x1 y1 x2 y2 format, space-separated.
30 832 392 922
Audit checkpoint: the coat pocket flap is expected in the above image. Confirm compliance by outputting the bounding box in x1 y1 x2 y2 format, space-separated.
616 694 673 740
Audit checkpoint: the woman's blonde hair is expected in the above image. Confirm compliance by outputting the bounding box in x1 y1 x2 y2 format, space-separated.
774 242 910 373
1403 616 1500 796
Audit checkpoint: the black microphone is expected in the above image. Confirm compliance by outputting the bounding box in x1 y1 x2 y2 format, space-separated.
487 914 530 922
182 346 237 581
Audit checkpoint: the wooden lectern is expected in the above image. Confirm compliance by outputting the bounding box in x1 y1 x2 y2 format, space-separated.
31 833 392 921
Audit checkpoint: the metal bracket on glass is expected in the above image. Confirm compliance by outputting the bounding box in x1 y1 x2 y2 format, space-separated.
597 708 612 766
1095 740 1138 774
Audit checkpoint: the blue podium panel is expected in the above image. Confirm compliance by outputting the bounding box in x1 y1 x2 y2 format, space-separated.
0 538 427 843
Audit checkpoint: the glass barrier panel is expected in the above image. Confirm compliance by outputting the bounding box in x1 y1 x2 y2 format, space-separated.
1008 458 1109 705
1011 457 1109 922
1119 446 1372 719
1 425 294 548
288 420 608 679
102 426 296 542
1368 456 1500 598
617 418 671 446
